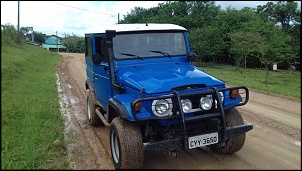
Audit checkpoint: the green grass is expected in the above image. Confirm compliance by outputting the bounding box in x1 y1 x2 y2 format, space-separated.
198 63 301 100
1 44 68 169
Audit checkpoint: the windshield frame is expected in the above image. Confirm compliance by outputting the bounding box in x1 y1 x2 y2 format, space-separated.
112 30 188 60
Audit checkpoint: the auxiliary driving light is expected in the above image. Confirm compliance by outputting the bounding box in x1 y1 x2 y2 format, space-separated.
200 95 213 110
181 99 192 113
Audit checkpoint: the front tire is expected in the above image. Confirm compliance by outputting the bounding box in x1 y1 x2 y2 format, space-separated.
86 89 103 126
110 117 144 169
211 108 246 154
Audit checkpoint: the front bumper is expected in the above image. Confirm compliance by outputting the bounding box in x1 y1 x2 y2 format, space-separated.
131 86 253 153
143 124 253 156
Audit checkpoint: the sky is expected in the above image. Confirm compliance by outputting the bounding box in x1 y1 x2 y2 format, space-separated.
1 1 301 37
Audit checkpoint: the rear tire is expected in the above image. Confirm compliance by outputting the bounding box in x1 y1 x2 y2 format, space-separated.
211 108 246 154
86 89 103 126
110 117 144 169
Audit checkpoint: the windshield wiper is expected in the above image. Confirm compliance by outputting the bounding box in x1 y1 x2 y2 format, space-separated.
119 53 144 60
150 50 172 58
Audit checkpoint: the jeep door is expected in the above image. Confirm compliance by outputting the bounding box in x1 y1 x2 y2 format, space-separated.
87 35 111 110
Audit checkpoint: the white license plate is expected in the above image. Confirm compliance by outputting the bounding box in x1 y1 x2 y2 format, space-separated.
188 132 218 149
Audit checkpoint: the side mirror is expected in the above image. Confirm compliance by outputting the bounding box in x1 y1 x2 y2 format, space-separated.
187 51 196 62
92 53 102 64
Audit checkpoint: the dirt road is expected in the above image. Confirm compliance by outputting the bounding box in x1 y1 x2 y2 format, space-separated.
56 53 301 170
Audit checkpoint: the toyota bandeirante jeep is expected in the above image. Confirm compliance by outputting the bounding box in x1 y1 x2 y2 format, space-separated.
84 23 253 169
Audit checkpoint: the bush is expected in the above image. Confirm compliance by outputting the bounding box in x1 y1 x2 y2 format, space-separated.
1 23 19 46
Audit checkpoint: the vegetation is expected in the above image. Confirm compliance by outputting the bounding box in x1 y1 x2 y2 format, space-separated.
1 26 68 169
198 63 300 99
61 34 85 53
20 27 47 44
1 23 23 46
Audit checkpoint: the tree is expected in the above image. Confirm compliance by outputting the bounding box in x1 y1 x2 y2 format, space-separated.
212 8 264 65
189 26 224 64
61 35 85 53
228 31 264 69
20 27 29 35
256 26 291 87
255 1 300 32
33 31 46 44
254 1 301 71
119 7 147 23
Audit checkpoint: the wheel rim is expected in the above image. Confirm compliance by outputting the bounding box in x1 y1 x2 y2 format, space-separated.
87 95 92 121
111 129 120 164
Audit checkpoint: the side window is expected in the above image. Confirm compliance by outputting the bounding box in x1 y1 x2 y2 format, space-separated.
94 37 102 55
85 37 92 58
95 37 108 63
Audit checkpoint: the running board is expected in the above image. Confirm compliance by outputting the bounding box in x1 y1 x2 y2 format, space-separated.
95 108 111 127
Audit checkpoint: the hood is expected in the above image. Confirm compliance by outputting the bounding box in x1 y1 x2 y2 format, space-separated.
116 63 224 94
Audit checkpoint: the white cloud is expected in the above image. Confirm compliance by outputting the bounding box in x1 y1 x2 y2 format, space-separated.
1 1 300 37
1 1 165 36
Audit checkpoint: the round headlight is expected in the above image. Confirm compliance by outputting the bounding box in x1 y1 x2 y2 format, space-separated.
181 99 192 113
152 99 172 117
200 95 213 110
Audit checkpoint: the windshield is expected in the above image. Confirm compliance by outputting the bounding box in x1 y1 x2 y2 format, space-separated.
113 32 187 59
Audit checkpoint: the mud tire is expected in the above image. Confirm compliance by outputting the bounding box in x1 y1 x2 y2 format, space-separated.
110 117 144 169
211 108 246 154
86 89 103 126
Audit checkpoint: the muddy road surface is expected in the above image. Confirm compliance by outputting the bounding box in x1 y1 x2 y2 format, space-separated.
56 53 301 170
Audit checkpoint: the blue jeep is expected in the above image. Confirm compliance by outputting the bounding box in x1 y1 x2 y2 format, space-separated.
84 23 253 169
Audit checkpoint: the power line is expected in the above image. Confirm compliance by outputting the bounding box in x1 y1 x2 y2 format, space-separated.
50 1 117 18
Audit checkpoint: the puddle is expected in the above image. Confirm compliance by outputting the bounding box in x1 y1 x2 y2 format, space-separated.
56 74 69 114
56 74 74 129
294 141 301 146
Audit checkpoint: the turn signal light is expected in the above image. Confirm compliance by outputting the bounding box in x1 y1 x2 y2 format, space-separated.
135 102 142 112
230 89 239 99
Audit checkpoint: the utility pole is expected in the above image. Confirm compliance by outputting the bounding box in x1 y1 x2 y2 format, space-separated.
56 31 59 52
32 30 34 42
17 1 20 46
118 13 119 24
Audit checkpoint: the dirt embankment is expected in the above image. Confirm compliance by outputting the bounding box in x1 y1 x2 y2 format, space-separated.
56 53 301 170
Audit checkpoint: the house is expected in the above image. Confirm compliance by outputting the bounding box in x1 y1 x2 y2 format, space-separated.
42 35 66 52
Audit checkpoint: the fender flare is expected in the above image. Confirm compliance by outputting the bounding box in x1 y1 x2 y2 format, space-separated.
86 79 130 120
108 98 130 120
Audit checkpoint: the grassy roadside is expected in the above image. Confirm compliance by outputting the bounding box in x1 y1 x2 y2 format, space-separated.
1 44 68 169
198 63 301 100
